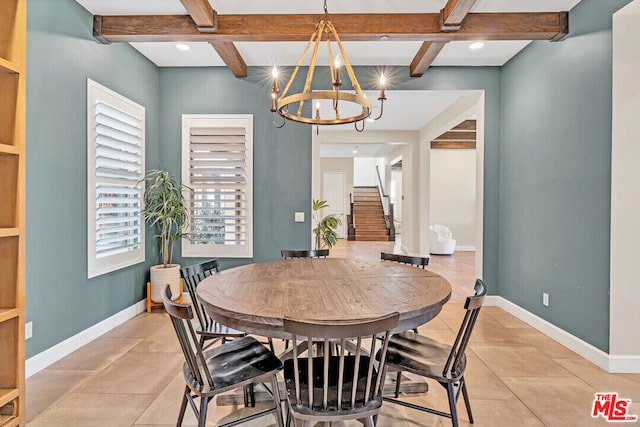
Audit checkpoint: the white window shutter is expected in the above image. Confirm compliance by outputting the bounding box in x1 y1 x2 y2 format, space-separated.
87 80 145 277
182 115 253 258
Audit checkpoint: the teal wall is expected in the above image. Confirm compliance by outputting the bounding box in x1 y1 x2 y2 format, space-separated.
25 0 161 357
27 0 623 359
499 0 632 352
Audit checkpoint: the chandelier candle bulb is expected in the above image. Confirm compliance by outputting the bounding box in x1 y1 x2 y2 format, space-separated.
334 56 341 86
271 66 279 94
315 100 321 119
379 74 386 100
271 66 279 112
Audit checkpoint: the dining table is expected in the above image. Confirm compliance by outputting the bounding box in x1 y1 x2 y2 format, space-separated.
197 257 452 340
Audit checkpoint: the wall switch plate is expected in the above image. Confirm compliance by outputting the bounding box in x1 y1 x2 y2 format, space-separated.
295 212 305 222
25 322 33 340
542 292 550 307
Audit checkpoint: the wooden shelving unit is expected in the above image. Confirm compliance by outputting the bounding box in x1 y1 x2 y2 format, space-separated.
0 0 26 425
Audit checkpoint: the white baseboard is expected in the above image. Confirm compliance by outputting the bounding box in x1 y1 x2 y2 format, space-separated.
608 355 640 373
455 246 475 252
26 299 147 378
485 296 640 373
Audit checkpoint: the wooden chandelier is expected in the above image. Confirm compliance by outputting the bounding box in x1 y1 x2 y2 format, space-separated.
270 1 386 131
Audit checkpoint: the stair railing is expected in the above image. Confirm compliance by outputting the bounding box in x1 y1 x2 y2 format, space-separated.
375 166 395 240
347 192 355 240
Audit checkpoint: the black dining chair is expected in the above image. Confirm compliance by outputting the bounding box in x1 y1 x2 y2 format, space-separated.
280 249 329 350
281 249 329 259
379 279 487 427
282 312 400 427
380 251 431 395
180 259 273 407
380 252 429 269
161 286 285 427
180 259 246 348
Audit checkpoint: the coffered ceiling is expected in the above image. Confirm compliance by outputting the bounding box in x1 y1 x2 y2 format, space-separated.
76 0 582 74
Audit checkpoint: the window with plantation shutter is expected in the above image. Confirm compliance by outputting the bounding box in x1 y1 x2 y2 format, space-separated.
87 79 145 278
181 115 253 258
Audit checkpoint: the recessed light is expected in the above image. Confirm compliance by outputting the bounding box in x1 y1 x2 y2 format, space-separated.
379 35 389 41
175 43 191 51
469 42 485 50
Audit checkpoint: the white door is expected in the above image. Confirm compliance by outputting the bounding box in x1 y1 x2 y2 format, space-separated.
322 172 346 238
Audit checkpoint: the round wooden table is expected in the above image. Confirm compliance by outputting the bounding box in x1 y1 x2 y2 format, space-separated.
197 257 452 339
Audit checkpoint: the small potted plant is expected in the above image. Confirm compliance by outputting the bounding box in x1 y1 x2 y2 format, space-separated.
312 199 341 251
143 169 189 302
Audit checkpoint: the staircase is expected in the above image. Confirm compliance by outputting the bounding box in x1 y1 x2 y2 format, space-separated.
353 187 389 241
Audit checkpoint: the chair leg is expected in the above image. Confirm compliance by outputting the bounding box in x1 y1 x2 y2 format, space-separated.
176 385 189 426
268 337 276 353
358 416 375 427
285 402 292 427
460 377 474 423
198 396 209 427
446 382 459 427
248 383 256 407
395 371 402 398
270 374 285 427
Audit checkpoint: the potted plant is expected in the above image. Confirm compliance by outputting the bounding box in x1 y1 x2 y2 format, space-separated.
312 199 341 251
143 169 189 302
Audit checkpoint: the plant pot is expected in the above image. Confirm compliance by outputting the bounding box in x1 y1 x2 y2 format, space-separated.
150 264 181 303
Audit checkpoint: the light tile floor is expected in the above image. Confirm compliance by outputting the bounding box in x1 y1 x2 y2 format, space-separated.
26 240 640 426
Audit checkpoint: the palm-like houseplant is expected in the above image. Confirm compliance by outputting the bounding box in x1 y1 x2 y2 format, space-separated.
312 199 341 251
143 170 189 302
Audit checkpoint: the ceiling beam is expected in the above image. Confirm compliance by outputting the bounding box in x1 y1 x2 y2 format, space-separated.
441 0 479 30
210 41 247 78
179 1 247 78
410 41 447 77
411 1 477 77
179 0 217 30
93 12 569 43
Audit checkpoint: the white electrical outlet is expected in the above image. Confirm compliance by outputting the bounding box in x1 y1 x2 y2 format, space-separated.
542 292 550 307
25 322 33 340
294 212 305 222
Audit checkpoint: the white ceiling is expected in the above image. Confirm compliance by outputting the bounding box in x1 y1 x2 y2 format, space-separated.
74 0 582 156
